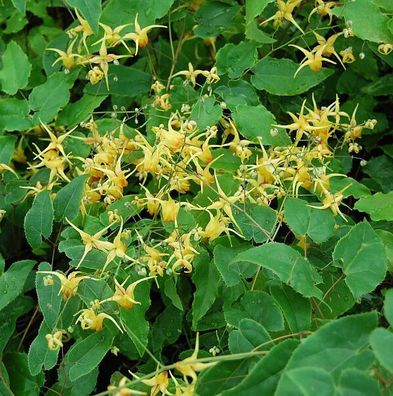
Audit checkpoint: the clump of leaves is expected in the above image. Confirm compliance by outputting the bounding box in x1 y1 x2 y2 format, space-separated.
1 0 393 395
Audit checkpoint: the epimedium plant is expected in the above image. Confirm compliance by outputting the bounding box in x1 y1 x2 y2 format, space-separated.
1 0 393 394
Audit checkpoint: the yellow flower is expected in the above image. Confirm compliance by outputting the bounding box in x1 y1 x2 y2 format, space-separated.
47 37 81 70
340 47 356 64
102 276 154 310
161 196 180 223
378 43 393 55
121 14 166 54
175 333 213 382
76 307 122 332
46 330 64 351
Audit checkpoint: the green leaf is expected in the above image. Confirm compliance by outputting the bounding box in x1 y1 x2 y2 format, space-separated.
270 284 311 332
251 57 334 96
330 177 370 199
101 0 174 26
29 72 75 123
84 65 152 97
283 312 378 378
67 327 116 381
229 318 271 353
24 191 54 248
0 41 31 95
192 253 219 329
234 203 277 243
384 289 393 327
276 367 335 396
284 198 335 243
232 243 323 298
222 339 299 396
215 80 259 109
36 262 62 329
0 260 36 311
332 0 393 43
333 221 387 299
239 290 284 332
0 98 31 132
370 328 393 373
0 135 17 164
4 352 44 396
355 192 393 221
57 94 107 127
66 0 101 33
11 0 26 14
232 104 290 145
196 359 250 396
120 277 152 357
28 322 59 376
53 175 88 221
190 96 223 130
216 42 258 79
338 368 381 396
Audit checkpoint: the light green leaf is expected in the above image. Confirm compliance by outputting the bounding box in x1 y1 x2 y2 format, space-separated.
333 221 387 299
355 192 393 221
57 94 107 127
29 72 75 123
53 175 88 221
216 42 258 79
0 260 36 311
270 284 311 332
251 57 334 96
284 198 335 243
192 252 219 329
276 367 335 396
190 96 223 130
66 0 101 33
229 318 271 353
36 262 62 329
333 0 393 43
84 65 151 97
232 104 290 145
234 203 277 243
338 368 381 396
215 80 259 109
384 288 393 327
330 177 370 199
222 339 299 396
0 98 31 132
120 277 152 357
28 322 59 376
283 312 377 378
232 243 323 298
24 191 54 248
11 0 26 13
370 328 393 373
67 327 116 381
0 135 17 164
0 41 31 95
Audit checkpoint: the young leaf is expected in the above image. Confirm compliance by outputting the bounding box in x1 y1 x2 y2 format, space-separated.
222 339 299 396
232 243 323 298
24 191 54 249
282 311 377 377
192 253 220 329
284 198 335 243
0 98 31 132
355 191 393 221
29 72 75 123
28 322 60 376
66 0 102 33
370 328 393 373
67 326 116 381
0 41 31 95
0 260 36 311
190 96 223 130
53 175 88 221
276 367 335 396
232 104 290 145
251 57 334 96
333 221 387 299
36 262 62 329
